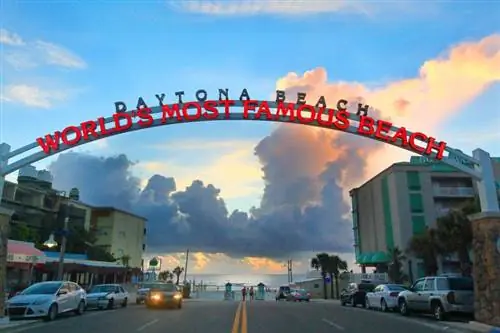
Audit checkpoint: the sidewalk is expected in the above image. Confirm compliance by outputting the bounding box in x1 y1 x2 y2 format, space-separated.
0 317 40 331
446 321 500 333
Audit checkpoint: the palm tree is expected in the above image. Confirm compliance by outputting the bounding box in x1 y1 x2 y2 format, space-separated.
387 247 406 283
407 228 442 276
325 255 348 299
172 266 184 285
311 253 329 299
158 270 171 281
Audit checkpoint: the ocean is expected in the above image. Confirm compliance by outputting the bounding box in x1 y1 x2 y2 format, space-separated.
185 273 309 288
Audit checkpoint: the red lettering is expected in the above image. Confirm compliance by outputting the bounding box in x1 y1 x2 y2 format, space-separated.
317 108 334 127
113 113 132 133
375 120 392 141
61 126 82 146
80 121 98 140
297 104 315 124
203 101 219 120
333 110 350 130
357 116 375 135
409 132 427 153
97 117 114 136
391 127 408 147
161 104 182 122
255 101 273 120
182 102 201 121
219 100 234 119
137 108 153 127
424 137 447 160
36 132 61 154
243 100 258 119
275 102 296 121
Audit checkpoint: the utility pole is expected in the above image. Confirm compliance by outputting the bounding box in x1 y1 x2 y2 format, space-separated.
183 249 189 283
286 259 293 284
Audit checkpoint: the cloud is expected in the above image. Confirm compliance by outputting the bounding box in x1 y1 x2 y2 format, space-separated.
0 29 24 46
1 84 68 108
47 34 499 264
1 29 87 70
35 41 87 69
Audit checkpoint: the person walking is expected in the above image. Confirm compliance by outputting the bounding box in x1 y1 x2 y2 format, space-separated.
241 286 247 301
249 286 254 301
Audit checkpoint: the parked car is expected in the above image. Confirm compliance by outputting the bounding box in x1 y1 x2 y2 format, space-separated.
275 285 291 301
286 289 311 302
340 282 376 307
7 281 86 321
397 275 474 321
145 283 183 309
86 284 128 310
365 284 408 311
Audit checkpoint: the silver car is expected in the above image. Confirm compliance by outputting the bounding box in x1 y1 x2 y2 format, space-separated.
397 275 474 320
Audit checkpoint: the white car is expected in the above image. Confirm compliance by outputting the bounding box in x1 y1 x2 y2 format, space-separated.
7 281 86 321
86 284 129 310
365 284 408 312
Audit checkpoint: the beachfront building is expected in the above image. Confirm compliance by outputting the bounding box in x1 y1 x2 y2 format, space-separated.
91 207 147 269
350 155 500 280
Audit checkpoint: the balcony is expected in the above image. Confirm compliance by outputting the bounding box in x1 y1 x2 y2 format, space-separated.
432 186 474 198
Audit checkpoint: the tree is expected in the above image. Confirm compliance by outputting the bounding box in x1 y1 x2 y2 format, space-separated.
9 224 40 244
173 266 184 285
120 254 131 267
158 270 171 281
407 228 442 276
324 255 348 299
436 199 478 277
311 253 329 299
86 246 116 262
387 247 406 283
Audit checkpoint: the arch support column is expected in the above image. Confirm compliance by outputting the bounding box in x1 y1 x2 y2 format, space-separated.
0 207 13 319
470 211 500 327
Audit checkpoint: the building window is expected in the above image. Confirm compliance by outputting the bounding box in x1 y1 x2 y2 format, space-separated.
143 228 147 235
411 215 426 235
409 193 424 213
142 244 146 251
406 171 421 190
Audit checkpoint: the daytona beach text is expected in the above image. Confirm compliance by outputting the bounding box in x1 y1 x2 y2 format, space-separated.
35 90 447 160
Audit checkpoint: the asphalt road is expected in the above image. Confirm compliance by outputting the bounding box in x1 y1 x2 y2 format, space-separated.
2 300 476 333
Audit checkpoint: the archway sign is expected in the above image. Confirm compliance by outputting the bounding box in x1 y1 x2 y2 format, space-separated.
0 88 498 213
0 88 499 325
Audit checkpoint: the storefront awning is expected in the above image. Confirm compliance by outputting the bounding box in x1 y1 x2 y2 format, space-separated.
8 240 46 264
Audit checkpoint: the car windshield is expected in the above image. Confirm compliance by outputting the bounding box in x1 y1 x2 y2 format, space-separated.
294 289 307 293
21 282 61 295
448 278 473 291
358 283 375 291
149 284 176 292
89 285 116 293
387 285 407 291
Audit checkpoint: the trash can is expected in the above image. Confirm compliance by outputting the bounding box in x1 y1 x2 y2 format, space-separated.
224 282 233 300
256 282 265 300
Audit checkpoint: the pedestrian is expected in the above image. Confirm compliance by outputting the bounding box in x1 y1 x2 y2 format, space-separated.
241 286 247 301
249 286 254 301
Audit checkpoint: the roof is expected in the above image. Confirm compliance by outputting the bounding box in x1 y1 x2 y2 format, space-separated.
92 206 147 221
8 240 44 257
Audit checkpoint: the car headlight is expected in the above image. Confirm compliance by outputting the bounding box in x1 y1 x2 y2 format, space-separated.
150 294 161 300
173 294 181 300
33 298 50 305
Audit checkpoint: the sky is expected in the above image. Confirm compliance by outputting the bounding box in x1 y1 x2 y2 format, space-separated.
1 0 499 275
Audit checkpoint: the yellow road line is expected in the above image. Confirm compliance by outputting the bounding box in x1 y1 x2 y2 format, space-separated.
231 301 243 333
241 301 247 333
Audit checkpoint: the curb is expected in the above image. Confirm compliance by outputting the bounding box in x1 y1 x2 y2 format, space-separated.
0 319 40 332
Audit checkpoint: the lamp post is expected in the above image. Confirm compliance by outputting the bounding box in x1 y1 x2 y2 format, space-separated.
43 188 79 281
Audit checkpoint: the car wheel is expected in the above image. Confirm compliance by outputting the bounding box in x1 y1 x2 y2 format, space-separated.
365 297 370 309
432 302 447 321
45 304 58 322
381 299 388 312
399 299 409 316
122 298 128 308
107 298 114 310
352 299 357 307
75 301 85 315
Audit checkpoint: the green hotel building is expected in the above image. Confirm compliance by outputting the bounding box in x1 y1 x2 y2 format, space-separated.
350 156 500 280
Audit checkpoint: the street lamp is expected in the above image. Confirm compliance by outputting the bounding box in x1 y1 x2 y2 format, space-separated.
43 187 79 281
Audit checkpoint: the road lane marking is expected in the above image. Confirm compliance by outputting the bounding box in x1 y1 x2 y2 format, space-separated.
137 318 159 332
241 301 247 333
322 318 345 331
231 301 243 333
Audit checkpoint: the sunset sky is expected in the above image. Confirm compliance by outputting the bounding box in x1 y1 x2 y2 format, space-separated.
1 0 499 275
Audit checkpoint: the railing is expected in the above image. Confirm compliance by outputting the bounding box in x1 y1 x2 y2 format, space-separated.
432 186 475 197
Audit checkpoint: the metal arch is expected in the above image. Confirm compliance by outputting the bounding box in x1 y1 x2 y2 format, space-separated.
1 100 482 178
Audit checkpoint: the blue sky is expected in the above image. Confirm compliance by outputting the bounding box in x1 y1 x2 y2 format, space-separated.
1 1 499 273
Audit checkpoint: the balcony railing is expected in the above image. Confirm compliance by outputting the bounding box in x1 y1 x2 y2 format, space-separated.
432 186 475 198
